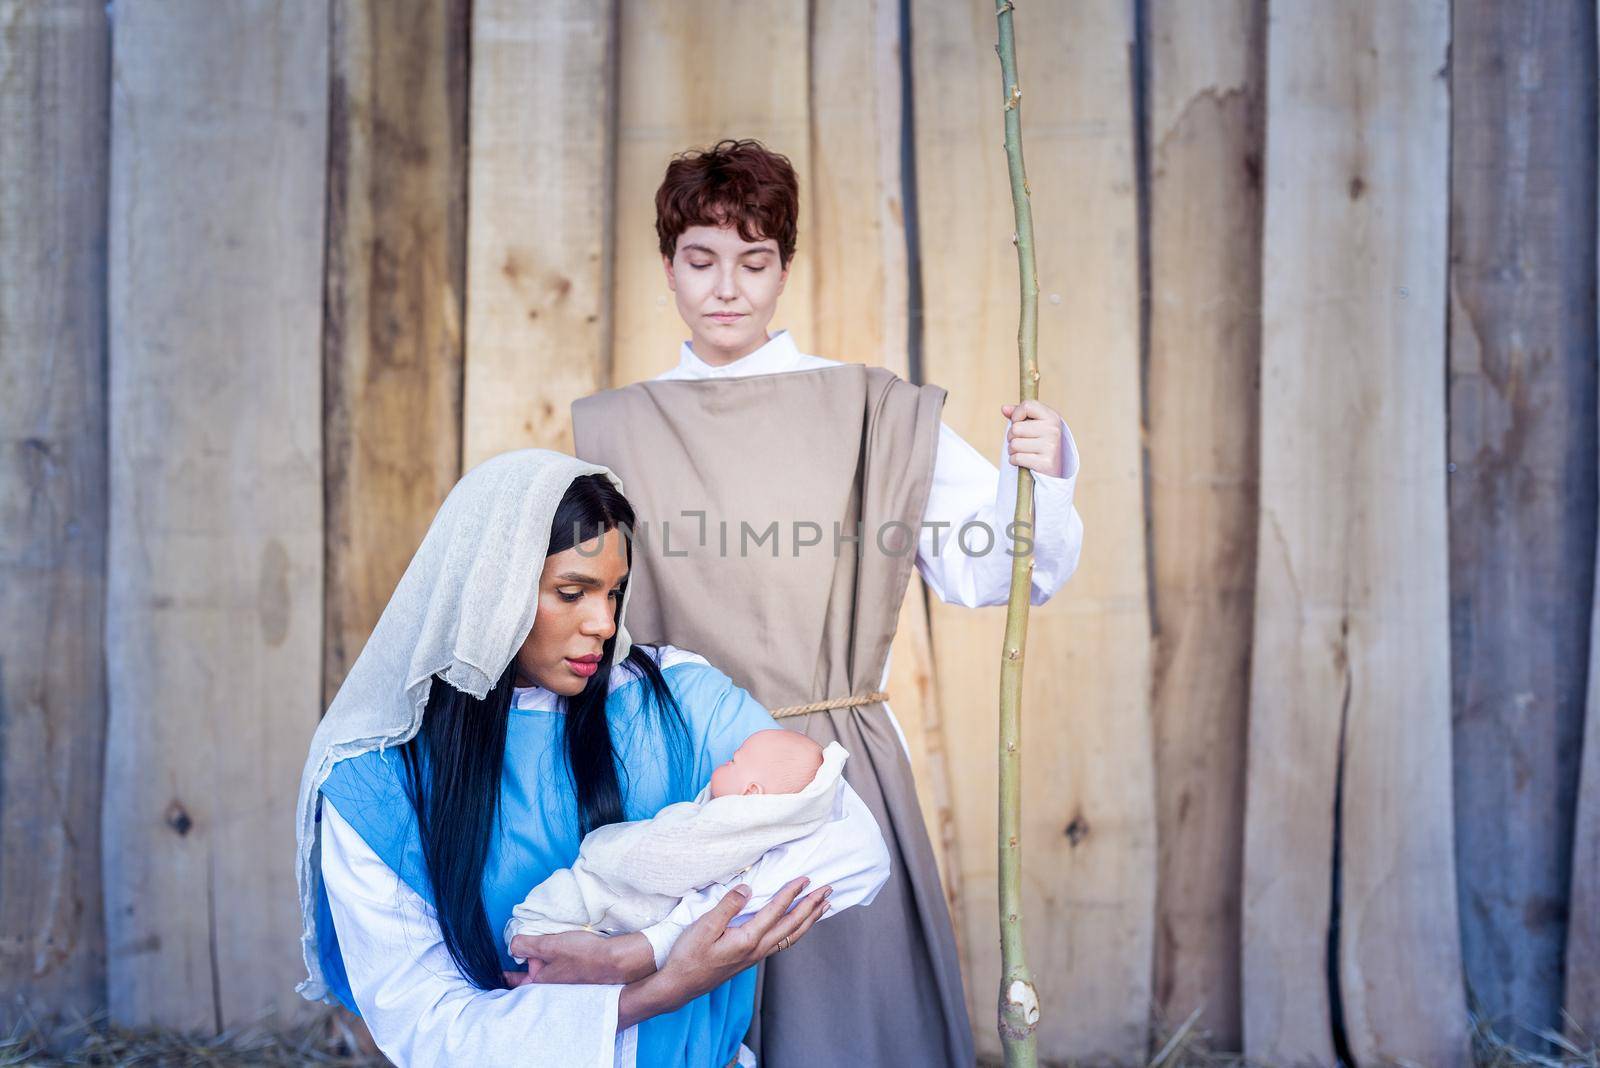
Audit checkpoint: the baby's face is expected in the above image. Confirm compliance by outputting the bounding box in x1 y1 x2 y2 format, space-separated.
709 729 825 798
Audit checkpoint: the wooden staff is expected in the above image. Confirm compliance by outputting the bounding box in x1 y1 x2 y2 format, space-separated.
993 1 1040 1065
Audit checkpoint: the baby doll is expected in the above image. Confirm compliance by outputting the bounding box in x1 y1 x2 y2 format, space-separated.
504 729 890 968
708 727 825 797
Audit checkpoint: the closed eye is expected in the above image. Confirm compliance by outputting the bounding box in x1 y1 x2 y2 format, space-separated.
558 586 624 604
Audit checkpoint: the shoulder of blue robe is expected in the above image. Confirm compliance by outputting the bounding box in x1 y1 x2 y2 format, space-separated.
319 741 430 904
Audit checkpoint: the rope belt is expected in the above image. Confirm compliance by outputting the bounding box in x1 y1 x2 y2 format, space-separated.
767 691 890 719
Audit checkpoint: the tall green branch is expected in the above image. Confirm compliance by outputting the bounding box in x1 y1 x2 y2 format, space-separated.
994 1 1040 1065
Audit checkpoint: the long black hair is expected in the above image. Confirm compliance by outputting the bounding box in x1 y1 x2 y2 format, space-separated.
397 474 690 990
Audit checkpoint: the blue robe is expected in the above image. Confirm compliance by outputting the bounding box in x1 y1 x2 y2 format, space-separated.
315 657 778 1068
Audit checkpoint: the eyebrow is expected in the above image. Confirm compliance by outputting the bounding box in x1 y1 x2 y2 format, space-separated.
554 572 625 588
679 243 775 258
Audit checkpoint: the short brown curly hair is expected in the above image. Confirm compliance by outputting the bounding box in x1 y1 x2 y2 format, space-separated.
654 139 800 267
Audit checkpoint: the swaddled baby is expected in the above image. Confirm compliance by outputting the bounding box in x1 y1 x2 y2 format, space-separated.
504 729 890 968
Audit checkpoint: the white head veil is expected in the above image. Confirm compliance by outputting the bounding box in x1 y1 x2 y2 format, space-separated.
294 449 636 1000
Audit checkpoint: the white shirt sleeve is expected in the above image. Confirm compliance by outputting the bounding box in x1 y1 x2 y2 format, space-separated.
637 782 892 969
915 417 1083 608
319 798 636 1068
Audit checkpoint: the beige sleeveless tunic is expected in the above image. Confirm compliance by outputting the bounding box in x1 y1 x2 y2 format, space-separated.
573 364 974 1067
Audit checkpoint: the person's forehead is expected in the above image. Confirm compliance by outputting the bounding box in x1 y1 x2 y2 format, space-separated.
677 222 776 255
545 533 628 580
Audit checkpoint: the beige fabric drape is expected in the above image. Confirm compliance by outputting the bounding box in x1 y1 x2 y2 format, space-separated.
574 364 974 1067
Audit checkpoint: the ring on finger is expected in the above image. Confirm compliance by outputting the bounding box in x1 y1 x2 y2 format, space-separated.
776 936 790 951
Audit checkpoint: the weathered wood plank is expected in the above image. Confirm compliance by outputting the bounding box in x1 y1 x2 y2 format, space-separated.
913 1 1154 1061
809 0 969 984
1145 0 1264 1047
0 0 109 1027
1569 1 1600 1036
461 1 614 466
323 0 468 706
1242 1 1465 1063
1449 0 1599 1038
611 0 813 386
1574 633 1600 1036
1573 609 1600 1035
105 0 327 1029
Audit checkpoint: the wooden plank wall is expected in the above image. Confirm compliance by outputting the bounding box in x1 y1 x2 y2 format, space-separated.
1448 0 1600 1038
1243 3 1465 1065
323 0 468 706
1569 1 1600 1038
1574 602 1600 1034
103 0 328 1030
0 0 110 1030
461 1 615 465
4 1 1599 1059
1144 0 1264 1049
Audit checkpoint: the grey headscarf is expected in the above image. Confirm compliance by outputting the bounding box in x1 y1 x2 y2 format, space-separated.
294 449 635 1001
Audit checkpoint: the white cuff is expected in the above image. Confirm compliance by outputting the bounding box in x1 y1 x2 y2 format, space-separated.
639 920 683 970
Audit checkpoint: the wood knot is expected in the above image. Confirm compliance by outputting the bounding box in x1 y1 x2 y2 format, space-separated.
165 800 194 837
1064 813 1089 847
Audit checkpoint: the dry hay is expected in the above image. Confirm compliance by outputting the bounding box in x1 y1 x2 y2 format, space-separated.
1 1005 387 1067
972 1003 1600 1068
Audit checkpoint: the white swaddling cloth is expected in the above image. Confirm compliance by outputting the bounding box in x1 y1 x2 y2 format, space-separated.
505 741 885 959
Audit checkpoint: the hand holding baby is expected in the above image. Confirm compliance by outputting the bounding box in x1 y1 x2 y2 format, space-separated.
505 929 656 987
503 725 886 1005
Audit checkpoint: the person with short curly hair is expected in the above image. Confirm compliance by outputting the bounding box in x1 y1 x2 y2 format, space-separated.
574 137 1084 1067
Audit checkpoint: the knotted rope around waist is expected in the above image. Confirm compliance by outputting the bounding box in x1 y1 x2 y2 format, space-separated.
767 690 890 719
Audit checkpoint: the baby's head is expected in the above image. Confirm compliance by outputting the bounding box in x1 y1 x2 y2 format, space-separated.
709 729 825 798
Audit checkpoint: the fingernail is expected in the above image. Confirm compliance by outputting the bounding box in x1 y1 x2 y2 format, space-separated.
823 886 834 898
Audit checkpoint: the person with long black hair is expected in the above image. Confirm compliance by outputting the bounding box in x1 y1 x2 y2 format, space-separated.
294 450 829 1067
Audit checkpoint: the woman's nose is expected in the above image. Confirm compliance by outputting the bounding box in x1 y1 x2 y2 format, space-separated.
581 597 616 639
714 267 738 300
